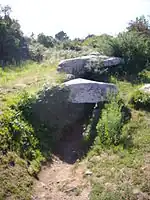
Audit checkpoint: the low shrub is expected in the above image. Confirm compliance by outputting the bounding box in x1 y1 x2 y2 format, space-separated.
29 42 46 62
96 97 131 146
129 90 150 111
0 93 44 175
82 103 104 149
16 85 94 158
0 152 33 199
82 34 113 55
83 58 116 82
109 31 150 75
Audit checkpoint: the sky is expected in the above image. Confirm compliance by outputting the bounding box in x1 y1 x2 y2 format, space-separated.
1 0 150 38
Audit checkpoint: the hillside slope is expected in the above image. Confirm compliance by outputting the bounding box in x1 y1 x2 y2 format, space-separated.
0 62 150 200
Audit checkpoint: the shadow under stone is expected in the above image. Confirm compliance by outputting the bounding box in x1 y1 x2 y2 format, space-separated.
52 120 87 164
19 85 96 164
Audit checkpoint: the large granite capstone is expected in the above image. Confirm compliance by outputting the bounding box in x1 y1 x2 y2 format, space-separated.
57 55 124 76
62 78 118 103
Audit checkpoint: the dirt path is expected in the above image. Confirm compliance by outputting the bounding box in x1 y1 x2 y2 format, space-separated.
32 122 91 200
32 157 90 200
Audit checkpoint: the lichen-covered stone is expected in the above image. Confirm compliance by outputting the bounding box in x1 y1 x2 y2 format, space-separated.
63 78 117 103
57 55 124 76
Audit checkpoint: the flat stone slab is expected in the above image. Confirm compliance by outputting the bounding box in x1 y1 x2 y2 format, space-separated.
63 78 117 103
57 55 124 76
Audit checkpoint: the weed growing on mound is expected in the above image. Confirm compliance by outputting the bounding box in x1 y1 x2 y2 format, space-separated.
129 90 150 111
96 98 131 147
86 75 150 200
0 152 33 200
0 92 45 176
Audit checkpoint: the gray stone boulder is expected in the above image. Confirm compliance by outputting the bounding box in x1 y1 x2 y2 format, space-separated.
57 56 88 75
62 78 117 103
57 55 124 76
103 57 123 67
140 84 150 94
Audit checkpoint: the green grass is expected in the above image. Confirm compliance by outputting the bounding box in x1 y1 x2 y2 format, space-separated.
0 61 150 199
0 152 33 200
86 75 150 200
0 61 65 109
0 61 66 199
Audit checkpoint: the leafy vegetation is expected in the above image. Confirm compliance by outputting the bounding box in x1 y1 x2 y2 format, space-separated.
127 15 150 36
0 3 150 200
16 86 92 157
96 97 131 146
0 61 66 198
109 31 150 75
82 34 113 55
0 152 33 200
130 90 150 111
0 5 29 65
87 80 150 200
0 92 45 175
37 33 57 48
55 31 69 42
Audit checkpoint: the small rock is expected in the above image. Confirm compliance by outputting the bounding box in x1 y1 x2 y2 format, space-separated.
43 186 48 190
133 188 141 195
13 83 27 89
85 170 93 176
31 196 39 200
40 182 46 187
140 84 150 94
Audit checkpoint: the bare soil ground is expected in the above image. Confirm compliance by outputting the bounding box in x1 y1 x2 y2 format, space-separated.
32 122 91 200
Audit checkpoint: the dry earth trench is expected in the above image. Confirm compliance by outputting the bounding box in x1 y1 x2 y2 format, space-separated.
32 121 92 200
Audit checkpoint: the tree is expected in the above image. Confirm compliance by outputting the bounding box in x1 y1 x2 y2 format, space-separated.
55 31 69 41
37 33 56 48
127 15 150 36
0 5 29 66
84 34 95 40
109 31 150 74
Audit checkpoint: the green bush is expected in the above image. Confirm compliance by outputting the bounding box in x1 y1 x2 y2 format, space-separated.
17 86 94 157
0 152 33 200
109 31 150 74
96 98 131 146
82 34 113 55
129 90 150 111
62 40 82 51
29 42 46 62
82 103 104 150
0 93 44 175
83 58 113 82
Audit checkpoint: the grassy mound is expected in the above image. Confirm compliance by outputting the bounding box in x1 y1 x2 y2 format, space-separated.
85 74 150 200
0 152 33 200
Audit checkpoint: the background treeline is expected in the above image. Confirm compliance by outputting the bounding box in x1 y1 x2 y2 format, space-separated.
1 4 150 75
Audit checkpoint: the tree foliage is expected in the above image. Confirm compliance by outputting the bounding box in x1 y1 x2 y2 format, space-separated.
127 15 150 36
109 31 150 74
0 5 29 66
37 33 56 48
55 31 69 41
1 3 150 76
